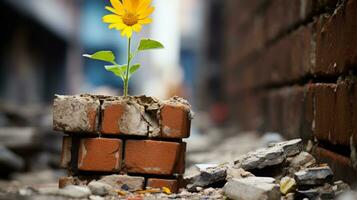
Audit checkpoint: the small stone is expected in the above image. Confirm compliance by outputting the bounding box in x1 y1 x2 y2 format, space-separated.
99 175 144 192
223 177 280 200
296 185 335 200
38 185 91 198
280 177 296 195
333 180 350 196
226 167 254 180
288 152 316 170
282 193 295 200
337 191 357 200
88 181 113 196
296 188 320 199
271 139 303 157
234 139 303 171
235 146 285 170
185 165 228 192
294 166 333 187
89 195 105 200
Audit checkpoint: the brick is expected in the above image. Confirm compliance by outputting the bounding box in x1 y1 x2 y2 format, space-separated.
313 147 357 185
146 178 178 193
101 98 149 136
352 81 357 145
124 140 185 175
266 91 283 133
60 136 72 168
334 82 352 145
53 95 99 133
301 84 315 140
314 84 336 142
315 0 357 75
290 23 316 78
160 104 191 139
281 87 305 139
77 138 122 172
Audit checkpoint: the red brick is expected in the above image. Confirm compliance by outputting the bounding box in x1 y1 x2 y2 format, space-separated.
146 178 178 193
265 0 310 42
351 81 357 145
313 82 353 146
160 104 191 138
301 84 315 140
266 91 283 133
315 0 357 75
78 138 122 172
314 84 336 142
101 101 125 134
290 23 316 78
124 140 185 175
281 87 305 139
60 136 72 168
334 82 352 145
101 99 148 136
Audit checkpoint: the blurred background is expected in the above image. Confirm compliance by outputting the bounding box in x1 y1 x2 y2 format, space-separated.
0 0 231 186
1 0 357 189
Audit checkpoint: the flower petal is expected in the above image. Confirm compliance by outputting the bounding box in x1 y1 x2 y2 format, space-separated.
132 24 142 32
138 18 152 25
110 0 125 13
109 22 127 30
103 14 122 23
123 0 132 12
121 26 133 38
138 7 154 19
131 0 140 12
105 6 124 15
137 0 152 12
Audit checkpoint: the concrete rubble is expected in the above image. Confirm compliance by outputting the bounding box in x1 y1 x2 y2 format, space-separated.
2 139 355 200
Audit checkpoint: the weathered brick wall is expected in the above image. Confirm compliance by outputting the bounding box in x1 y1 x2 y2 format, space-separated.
223 0 357 182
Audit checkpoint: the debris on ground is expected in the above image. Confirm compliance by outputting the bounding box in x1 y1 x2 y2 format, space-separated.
1 138 355 200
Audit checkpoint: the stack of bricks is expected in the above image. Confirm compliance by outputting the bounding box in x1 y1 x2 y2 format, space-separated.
53 94 193 193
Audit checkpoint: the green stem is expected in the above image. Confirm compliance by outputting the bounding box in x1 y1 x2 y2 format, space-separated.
123 37 131 96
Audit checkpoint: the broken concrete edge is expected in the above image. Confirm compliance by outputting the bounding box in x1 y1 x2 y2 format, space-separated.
53 94 194 138
53 94 100 133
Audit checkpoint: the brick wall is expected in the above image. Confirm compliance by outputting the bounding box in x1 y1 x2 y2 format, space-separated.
53 95 192 193
222 0 357 183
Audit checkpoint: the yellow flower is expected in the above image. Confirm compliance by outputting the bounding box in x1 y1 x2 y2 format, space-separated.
103 0 154 38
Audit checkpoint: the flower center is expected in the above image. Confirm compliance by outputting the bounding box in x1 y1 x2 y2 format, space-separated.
123 13 138 26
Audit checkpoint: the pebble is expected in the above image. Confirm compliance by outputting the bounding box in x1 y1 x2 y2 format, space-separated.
280 176 296 195
294 166 333 187
88 181 113 196
223 177 280 200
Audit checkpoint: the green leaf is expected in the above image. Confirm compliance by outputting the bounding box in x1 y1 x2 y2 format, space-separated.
129 64 141 77
83 51 116 63
138 39 164 51
105 65 126 79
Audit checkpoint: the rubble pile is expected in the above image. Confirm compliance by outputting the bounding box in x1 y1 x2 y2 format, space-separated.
8 138 355 199
186 139 353 200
